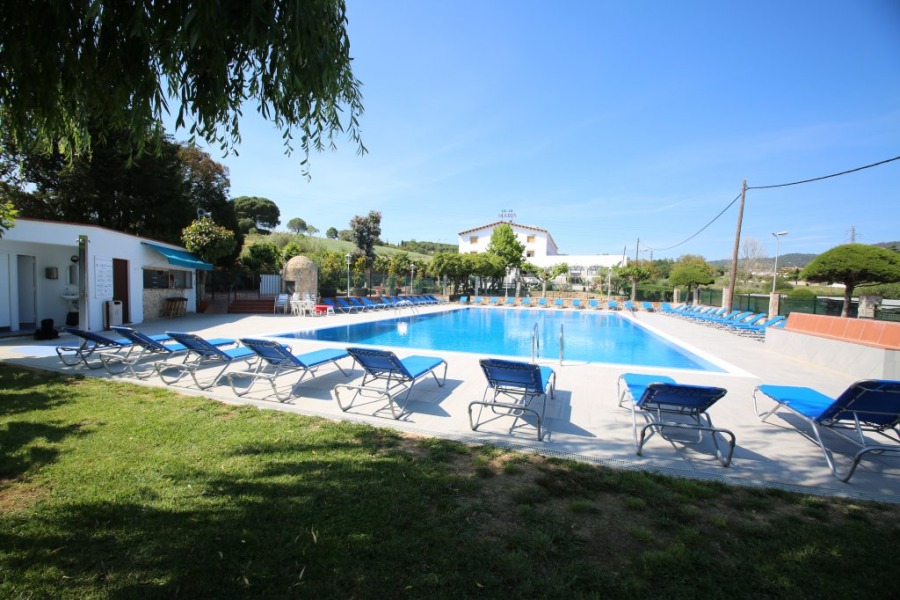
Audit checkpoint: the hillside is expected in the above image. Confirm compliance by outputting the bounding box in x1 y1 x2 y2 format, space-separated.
709 253 817 269
243 232 433 261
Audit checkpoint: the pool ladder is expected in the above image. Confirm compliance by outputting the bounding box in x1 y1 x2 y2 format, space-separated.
532 322 564 365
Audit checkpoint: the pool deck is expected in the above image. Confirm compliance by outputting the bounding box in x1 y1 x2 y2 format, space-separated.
2 304 898 503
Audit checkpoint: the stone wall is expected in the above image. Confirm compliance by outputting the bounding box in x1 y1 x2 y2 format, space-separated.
143 289 186 320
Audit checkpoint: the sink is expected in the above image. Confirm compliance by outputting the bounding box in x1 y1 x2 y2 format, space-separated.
61 294 79 301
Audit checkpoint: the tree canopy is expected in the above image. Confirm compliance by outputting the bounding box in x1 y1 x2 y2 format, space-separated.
0 0 364 172
326 227 339 239
2 130 235 246
181 217 237 265
349 211 382 262
0 200 17 238
801 244 900 317
670 264 714 302
287 218 308 234
486 224 525 269
233 196 281 232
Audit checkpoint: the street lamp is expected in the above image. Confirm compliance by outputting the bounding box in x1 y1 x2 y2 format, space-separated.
345 253 351 298
771 231 788 294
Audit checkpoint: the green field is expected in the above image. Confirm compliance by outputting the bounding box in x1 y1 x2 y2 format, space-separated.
244 232 434 261
1 364 898 598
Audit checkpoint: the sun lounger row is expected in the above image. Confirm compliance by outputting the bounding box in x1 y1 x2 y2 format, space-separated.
54 327 900 482
457 297 657 311
320 295 445 314
659 303 786 339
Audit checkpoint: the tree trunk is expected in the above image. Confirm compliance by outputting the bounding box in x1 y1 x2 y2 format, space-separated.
843 285 853 318
630 277 637 301
542 279 547 298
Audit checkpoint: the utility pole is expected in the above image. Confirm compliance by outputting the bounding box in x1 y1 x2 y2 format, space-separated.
725 180 747 309
849 226 856 243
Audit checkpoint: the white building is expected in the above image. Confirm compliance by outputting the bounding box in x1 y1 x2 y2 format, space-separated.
457 221 627 280
0 218 212 333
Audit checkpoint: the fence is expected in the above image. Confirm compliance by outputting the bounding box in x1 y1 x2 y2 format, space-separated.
697 288 864 319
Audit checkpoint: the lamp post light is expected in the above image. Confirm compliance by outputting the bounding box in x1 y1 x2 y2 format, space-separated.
345 253 352 298
771 231 788 294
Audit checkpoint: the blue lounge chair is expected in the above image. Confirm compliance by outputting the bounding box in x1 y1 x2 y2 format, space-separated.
642 302 654 312
589 299 600 309
333 348 448 419
754 380 900 482
156 332 256 389
618 373 735 466
469 359 556 441
488 297 499 306
391 296 415 308
732 315 785 336
521 297 532 307
624 301 636 312
322 298 347 314
608 301 618 311
425 295 446 304
472 296 484 305
56 327 169 369
708 311 754 326
572 299 583 309
101 326 233 379
458 296 469 304
226 339 351 401
537 298 548 308
505 297 516 307
554 298 565 309
336 298 364 313
660 302 673 313
361 297 386 310
723 313 767 330
349 298 368 311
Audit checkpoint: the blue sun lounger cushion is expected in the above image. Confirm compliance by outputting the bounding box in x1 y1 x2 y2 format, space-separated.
226 339 350 401
754 380 900 482
469 359 556 441
101 326 233 379
56 326 169 369
156 332 256 390
332 348 447 419
618 373 735 466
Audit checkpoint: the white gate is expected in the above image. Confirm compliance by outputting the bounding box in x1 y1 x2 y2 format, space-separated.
259 274 282 296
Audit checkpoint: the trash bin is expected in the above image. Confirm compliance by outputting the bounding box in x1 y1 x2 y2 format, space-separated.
106 300 123 329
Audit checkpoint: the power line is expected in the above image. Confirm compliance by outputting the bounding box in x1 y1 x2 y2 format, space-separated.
747 155 900 190
640 154 899 254
641 192 742 252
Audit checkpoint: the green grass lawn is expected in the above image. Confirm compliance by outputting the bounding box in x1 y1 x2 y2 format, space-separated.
1 364 898 598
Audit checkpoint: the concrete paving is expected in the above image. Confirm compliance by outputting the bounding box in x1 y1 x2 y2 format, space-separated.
2 304 898 503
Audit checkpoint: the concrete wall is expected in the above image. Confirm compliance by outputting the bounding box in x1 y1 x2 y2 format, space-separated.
766 327 899 380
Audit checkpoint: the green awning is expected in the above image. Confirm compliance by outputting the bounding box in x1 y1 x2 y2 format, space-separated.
142 242 213 271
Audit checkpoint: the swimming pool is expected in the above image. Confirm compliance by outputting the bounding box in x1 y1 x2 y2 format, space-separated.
275 308 724 372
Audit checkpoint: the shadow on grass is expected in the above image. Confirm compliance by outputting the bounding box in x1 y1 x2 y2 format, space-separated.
0 433 594 599
0 365 74 418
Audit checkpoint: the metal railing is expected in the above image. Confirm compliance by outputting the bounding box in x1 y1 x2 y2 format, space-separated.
559 323 564 365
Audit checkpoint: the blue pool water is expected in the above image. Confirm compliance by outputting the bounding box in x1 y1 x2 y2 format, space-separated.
275 308 724 372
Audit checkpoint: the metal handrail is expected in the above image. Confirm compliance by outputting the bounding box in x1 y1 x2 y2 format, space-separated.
559 323 564 365
532 322 540 363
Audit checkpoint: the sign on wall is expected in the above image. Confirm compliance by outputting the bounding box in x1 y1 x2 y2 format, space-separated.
94 256 113 299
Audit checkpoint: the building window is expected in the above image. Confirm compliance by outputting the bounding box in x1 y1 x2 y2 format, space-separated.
526 250 535 257
526 235 535 244
143 269 193 290
470 236 478 244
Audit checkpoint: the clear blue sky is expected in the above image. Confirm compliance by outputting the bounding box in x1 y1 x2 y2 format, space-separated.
166 1 900 261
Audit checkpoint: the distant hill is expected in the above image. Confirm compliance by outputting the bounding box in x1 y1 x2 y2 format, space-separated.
708 252 817 269
710 242 898 269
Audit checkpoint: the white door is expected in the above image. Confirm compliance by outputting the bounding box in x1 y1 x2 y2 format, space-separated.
0 253 10 328
17 255 36 325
